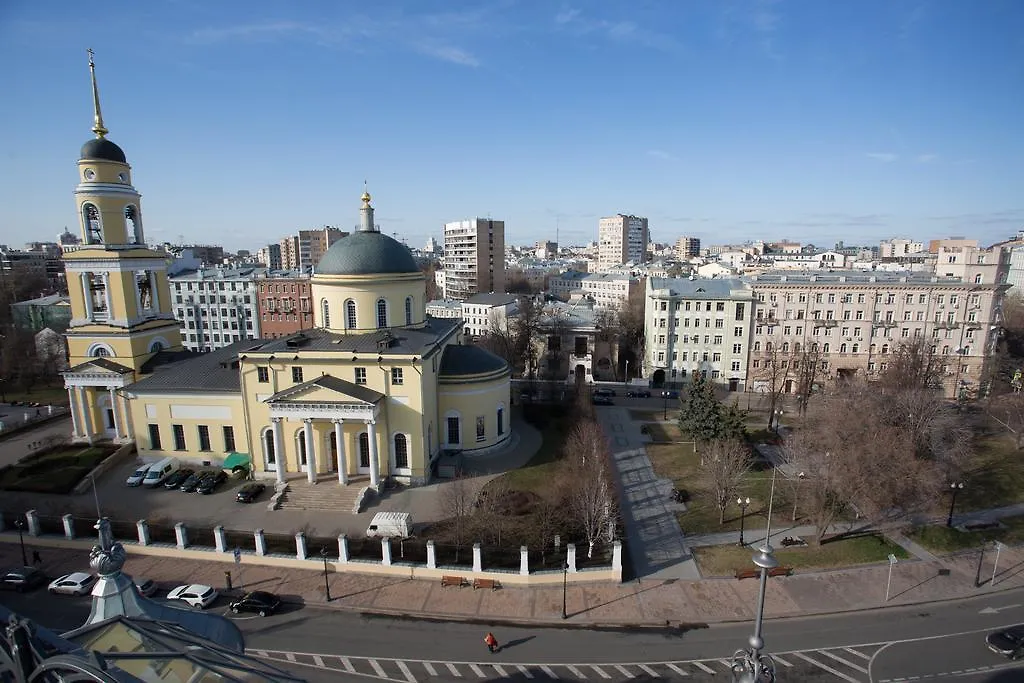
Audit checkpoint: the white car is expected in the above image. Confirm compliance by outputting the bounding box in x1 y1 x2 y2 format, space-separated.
48 572 97 596
125 464 151 487
134 578 158 597
167 583 218 609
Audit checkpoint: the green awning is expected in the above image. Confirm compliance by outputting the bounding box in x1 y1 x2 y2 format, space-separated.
223 452 251 470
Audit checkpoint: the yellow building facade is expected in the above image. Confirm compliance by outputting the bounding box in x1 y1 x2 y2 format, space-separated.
63 56 512 488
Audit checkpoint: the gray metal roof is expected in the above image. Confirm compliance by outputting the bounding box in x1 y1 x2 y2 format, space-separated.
68 357 133 374
246 319 459 356
745 270 967 286
464 292 518 306
316 230 419 275
128 344 243 394
266 374 384 404
439 344 509 377
648 277 752 299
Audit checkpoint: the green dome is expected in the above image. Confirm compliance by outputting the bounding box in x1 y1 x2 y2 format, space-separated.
316 231 419 276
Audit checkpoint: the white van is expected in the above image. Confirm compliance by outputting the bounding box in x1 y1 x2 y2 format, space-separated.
125 463 151 487
366 511 413 538
142 457 179 487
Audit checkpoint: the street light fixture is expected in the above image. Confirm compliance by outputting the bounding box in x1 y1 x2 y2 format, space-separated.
947 482 965 528
737 497 751 546
561 559 569 620
14 519 27 566
663 392 669 420
320 546 331 602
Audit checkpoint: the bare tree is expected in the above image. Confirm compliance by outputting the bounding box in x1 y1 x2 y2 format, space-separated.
782 431 842 546
880 338 949 393
751 344 792 430
793 344 824 416
698 439 751 525
988 392 1024 449
561 420 618 558
437 474 478 561
477 476 512 547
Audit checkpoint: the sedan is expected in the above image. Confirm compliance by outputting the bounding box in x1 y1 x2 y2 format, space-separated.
134 578 158 597
179 471 208 493
197 471 228 495
987 626 1024 659
167 583 219 609
626 390 651 398
229 591 281 617
236 482 266 503
163 468 195 490
0 567 47 593
48 572 96 596
661 390 680 399
592 395 614 406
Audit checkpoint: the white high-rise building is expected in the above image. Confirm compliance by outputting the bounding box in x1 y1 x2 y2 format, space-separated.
442 218 506 301
598 214 649 271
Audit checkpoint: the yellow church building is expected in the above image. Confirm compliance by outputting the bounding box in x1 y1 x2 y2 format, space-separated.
62 54 512 488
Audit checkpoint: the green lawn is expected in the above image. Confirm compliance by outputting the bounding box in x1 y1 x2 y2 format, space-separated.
908 515 1024 553
0 385 70 406
0 446 114 494
957 434 1024 511
488 418 569 497
693 534 909 577
644 422 685 443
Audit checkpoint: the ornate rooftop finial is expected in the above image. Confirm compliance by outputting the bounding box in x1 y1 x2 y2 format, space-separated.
361 180 372 206
87 49 108 139
89 518 126 577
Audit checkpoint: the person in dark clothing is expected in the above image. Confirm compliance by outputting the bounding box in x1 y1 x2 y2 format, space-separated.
32 550 42 565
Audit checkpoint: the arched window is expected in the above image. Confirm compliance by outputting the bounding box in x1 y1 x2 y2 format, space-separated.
125 205 142 244
811 342 819 352
753 341 761 351
321 299 330 328
376 298 388 328
839 343 847 353
345 299 357 329
975 273 983 284
394 434 409 469
149 340 165 353
93 347 110 357
765 342 773 353
405 296 413 326
852 343 859 353
881 344 889 354
262 429 276 465
870 344 877 355
823 343 830 353
359 432 370 468
83 203 102 244
794 342 801 353
295 430 307 467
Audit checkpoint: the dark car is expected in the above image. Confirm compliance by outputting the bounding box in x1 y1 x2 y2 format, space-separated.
229 590 281 617
592 395 614 406
626 390 651 398
1 567 47 593
196 470 228 494
987 627 1024 659
179 471 209 493
661 390 680 399
593 389 616 398
236 482 266 503
163 468 195 490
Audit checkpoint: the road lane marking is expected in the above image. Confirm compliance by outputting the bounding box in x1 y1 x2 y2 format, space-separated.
396 660 416 683
792 652 860 683
818 649 869 674
540 665 558 678
445 662 461 677
285 652 296 662
590 665 612 678
637 664 660 677
368 659 387 678
665 663 689 676
313 655 324 667
250 649 267 657
339 657 355 674
844 647 872 661
516 665 534 678
771 654 792 667
468 663 485 678
693 662 715 674
491 664 507 677
613 664 634 678
422 662 436 676
565 664 587 678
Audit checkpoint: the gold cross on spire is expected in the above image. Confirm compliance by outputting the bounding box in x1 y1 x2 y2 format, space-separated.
87 48 108 139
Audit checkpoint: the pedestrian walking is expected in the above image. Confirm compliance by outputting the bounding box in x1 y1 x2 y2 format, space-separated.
484 632 499 654
31 550 42 565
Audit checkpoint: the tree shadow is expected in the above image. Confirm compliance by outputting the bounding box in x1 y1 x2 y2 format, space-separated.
499 635 535 651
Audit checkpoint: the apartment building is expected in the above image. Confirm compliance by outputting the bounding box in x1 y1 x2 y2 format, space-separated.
257 243 282 270
746 271 1009 399
598 214 649 271
280 227 348 270
169 267 263 352
442 218 506 301
675 236 701 259
548 271 642 309
927 238 1005 284
880 238 924 259
255 272 313 338
461 292 519 338
644 277 757 391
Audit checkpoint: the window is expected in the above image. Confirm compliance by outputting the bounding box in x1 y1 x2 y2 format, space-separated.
391 368 403 385
733 344 742 353
148 424 161 450
345 299 357 329
223 426 235 452
321 299 330 327
376 298 388 328
263 429 276 465
405 296 413 325
393 434 409 469
476 415 486 442
172 424 186 451
447 416 460 444
292 367 303 383
731 361 741 371
497 407 504 435
257 367 269 383
355 367 367 385
198 425 211 451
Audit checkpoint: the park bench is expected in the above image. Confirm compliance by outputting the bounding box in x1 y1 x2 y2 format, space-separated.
473 578 501 591
441 575 468 588
735 566 793 580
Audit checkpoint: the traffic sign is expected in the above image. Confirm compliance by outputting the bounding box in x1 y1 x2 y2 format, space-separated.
233 548 241 564
888 553 898 565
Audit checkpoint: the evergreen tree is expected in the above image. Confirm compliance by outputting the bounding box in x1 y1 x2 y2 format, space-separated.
677 373 723 444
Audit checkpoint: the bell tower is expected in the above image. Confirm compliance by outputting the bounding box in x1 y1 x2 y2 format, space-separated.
62 50 183 444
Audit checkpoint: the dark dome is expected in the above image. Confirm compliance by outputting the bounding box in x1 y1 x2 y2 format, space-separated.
316 231 419 276
439 345 510 378
80 138 126 163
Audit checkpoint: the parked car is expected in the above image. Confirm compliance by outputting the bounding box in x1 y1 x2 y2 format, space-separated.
179 471 209 493
125 464 151 487
661 390 679 399
592 395 614 406
134 578 158 597
163 468 195 490
228 591 281 617
594 389 616 397
48 572 97 596
196 471 228 495
236 482 266 503
626 390 651 398
987 626 1024 659
0 567 47 593
167 584 219 609
142 457 179 487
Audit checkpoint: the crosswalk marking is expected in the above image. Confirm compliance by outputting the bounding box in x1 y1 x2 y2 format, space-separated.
516 664 534 678
423 662 437 676
819 649 869 674
614 664 634 678
665 663 689 676
285 652 296 662
590 664 612 678
312 655 324 667
540 665 558 678
771 654 793 667
491 664 507 677
396 659 417 682
637 664 660 677
844 647 872 661
369 659 387 678
468 663 485 678
251 649 267 657
793 652 861 683
566 664 587 678
339 656 355 673
693 661 716 674
445 662 461 677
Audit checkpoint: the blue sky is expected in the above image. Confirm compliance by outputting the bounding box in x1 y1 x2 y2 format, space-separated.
1 0 1022 253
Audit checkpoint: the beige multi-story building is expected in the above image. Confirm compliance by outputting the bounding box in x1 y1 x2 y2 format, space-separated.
880 238 924 259
644 278 757 391
746 271 1009 399
548 271 642 309
280 227 349 271
927 238 1006 284
675 236 701 259
442 218 506 301
598 214 648 271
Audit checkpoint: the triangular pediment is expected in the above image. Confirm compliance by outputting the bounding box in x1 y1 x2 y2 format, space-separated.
66 357 133 376
265 374 383 405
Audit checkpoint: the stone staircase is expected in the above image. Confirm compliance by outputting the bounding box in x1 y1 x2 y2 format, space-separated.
277 476 371 513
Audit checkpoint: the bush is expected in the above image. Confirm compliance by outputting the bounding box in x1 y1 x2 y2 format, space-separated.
223 529 257 553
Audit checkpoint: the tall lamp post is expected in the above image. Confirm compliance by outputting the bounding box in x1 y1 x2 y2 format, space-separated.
320 547 332 602
737 497 751 546
663 392 669 420
946 482 965 528
14 519 27 566
561 559 569 620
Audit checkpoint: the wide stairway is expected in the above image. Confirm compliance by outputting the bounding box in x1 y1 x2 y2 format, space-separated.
277 476 370 513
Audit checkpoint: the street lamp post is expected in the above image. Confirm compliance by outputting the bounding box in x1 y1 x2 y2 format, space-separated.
947 482 965 528
14 519 27 566
772 409 783 433
320 547 331 602
561 559 569 620
737 497 751 546
663 392 668 420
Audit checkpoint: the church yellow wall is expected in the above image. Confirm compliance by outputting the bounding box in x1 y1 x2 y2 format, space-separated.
127 391 246 463
438 372 512 452
311 272 426 333
76 159 135 245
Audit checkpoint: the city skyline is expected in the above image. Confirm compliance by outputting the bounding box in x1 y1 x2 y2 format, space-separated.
1 0 1022 252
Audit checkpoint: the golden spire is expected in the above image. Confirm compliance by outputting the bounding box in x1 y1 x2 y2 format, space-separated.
361 179 372 205
87 48 108 139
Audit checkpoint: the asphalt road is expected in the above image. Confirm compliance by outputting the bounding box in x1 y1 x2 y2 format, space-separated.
7 583 1024 682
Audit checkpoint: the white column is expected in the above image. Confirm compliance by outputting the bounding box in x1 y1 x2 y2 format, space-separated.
366 419 380 488
109 387 123 441
334 419 348 485
78 387 94 445
272 418 285 483
81 273 93 319
68 387 82 439
304 418 316 484
101 272 113 314
148 270 160 311
120 392 133 440
133 272 143 316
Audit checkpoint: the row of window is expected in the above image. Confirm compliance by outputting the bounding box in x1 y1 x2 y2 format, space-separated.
185 333 250 344
174 282 251 292
322 297 415 329
183 320 253 330
254 366 405 386
656 300 746 319
149 424 235 452
758 291 984 306
259 283 308 294
753 325 972 341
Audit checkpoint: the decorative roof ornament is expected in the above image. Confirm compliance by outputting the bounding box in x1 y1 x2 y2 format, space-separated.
89 518 126 577
361 179 372 205
86 49 108 139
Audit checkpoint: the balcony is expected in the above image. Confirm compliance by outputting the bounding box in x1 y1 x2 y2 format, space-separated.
62 243 148 253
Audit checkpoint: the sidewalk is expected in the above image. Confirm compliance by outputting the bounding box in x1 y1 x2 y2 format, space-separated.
7 534 1024 628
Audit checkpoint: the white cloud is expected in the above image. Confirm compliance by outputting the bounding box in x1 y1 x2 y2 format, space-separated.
865 152 898 163
916 153 938 163
416 44 480 67
553 8 679 51
646 149 678 162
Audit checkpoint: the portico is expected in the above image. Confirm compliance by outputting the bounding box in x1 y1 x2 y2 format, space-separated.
62 358 134 444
